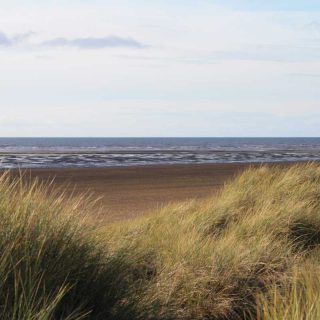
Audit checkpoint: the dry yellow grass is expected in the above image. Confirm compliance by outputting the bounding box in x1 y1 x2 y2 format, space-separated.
2 163 320 319
101 162 320 319
255 263 320 320
0 172 113 319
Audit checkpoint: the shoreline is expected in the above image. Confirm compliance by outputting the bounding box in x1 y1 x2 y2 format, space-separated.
0 150 319 171
1 149 319 154
2 161 305 222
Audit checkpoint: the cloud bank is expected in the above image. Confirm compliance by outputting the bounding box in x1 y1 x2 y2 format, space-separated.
42 36 145 49
0 31 33 46
0 32 11 45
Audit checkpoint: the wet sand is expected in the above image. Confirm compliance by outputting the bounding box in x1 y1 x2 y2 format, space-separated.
5 162 294 222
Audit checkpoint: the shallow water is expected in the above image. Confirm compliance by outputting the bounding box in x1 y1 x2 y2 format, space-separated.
0 137 319 168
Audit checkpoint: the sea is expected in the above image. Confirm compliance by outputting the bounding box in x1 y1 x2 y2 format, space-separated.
0 137 320 169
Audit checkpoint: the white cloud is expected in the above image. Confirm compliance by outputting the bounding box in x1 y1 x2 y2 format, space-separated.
42 36 145 49
0 31 34 46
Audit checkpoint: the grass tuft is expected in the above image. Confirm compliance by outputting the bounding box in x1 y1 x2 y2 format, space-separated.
2 163 320 319
0 172 112 319
101 163 320 319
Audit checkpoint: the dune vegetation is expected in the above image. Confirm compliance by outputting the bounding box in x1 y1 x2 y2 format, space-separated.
1 163 320 319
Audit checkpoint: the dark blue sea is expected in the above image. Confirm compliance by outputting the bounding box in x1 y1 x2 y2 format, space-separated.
0 137 320 169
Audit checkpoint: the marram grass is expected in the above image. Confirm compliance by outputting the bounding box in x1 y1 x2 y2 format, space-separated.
0 173 114 319
255 263 320 320
2 163 320 319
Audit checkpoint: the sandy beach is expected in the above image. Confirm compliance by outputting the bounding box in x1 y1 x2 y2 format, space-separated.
5 162 294 222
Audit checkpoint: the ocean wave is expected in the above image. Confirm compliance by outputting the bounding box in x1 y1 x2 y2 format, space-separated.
0 151 320 169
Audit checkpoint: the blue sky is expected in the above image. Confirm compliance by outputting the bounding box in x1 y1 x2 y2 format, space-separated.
0 0 319 136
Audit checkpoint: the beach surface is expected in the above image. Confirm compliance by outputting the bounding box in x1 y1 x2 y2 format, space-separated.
5 163 291 222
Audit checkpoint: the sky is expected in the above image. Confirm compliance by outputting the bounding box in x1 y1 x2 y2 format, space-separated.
0 0 320 137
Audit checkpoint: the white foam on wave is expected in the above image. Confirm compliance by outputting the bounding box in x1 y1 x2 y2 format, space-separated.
0 150 319 169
